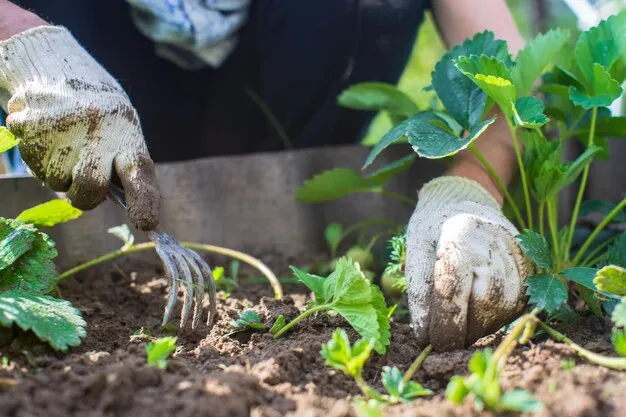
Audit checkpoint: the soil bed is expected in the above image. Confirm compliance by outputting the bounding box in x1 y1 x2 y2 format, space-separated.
0 259 625 417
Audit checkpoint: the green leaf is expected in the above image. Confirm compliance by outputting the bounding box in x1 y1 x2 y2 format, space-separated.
0 127 19 153
580 200 626 223
611 298 626 327
297 154 415 203
468 349 489 378
269 314 286 336
364 113 496 167
228 310 266 331
594 265 626 296
575 12 626 88
0 222 35 272
516 229 552 269
526 274 568 314
578 285 602 316
362 111 432 166
607 234 626 268
364 154 416 184
352 399 384 417
432 31 511 129
381 366 431 402
511 28 571 96
455 54 516 118
0 290 86 351
612 330 626 357
369 284 391 354
291 266 326 304
146 336 177 370
337 82 419 117
295 168 375 203
446 376 470 404
321 258 390 354
324 223 343 255
320 328 374 377
323 258 371 305
107 224 135 249
557 145 603 190
569 63 623 109
513 97 549 128
500 390 543 413
562 267 597 290
0 218 58 294
17 199 82 228
561 267 620 299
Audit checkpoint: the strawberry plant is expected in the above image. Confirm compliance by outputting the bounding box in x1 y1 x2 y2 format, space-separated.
273 257 391 354
295 11 626 412
0 202 87 350
321 328 431 405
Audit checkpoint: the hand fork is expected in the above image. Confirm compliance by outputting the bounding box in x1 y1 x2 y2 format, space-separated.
107 183 217 329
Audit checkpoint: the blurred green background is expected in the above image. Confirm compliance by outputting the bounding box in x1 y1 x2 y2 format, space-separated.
361 0 583 145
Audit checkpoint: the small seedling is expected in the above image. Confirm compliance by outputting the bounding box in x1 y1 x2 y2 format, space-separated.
561 358 576 371
146 336 177 370
269 315 286 336
226 310 267 338
274 257 391 354
321 328 431 404
446 349 542 413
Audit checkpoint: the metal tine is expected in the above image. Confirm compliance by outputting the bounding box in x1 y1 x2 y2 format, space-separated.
152 235 180 326
184 248 217 327
108 184 215 329
181 247 206 329
169 245 195 328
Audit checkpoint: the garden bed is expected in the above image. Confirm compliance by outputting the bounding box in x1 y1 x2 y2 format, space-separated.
0 259 624 417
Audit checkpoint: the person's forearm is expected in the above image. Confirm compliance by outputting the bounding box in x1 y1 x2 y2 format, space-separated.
0 1 47 41
432 0 525 205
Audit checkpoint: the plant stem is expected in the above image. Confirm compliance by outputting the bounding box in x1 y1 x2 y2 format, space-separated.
546 199 561 269
572 195 626 266
579 235 619 267
244 89 292 150
272 304 331 338
539 201 546 239
368 189 416 206
536 320 626 370
59 241 283 299
403 344 432 385
468 146 526 229
565 107 597 262
492 309 540 367
354 373 384 401
507 120 533 229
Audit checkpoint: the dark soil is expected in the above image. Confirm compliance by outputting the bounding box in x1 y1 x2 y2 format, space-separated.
0 258 625 417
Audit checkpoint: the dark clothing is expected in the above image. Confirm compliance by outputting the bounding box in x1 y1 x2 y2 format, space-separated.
11 0 429 163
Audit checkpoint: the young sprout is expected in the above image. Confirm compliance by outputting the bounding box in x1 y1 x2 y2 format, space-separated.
146 336 177 370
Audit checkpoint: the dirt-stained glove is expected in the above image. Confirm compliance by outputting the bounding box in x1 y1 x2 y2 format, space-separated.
406 176 530 351
0 26 160 231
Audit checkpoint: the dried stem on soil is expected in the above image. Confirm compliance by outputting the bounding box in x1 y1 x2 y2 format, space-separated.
403 344 432 384
58 241 283 299
535 319 626 370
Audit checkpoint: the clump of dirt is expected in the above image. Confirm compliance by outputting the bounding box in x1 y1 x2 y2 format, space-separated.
0 259 625 417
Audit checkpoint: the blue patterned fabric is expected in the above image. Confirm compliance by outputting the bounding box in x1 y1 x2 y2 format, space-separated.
125 0 251 69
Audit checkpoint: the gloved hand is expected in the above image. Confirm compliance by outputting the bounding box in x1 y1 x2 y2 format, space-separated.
406 176 530 351
0 26 160 230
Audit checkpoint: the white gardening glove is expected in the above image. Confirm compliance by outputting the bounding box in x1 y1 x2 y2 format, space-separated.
406 176 530 351
0 26 160 230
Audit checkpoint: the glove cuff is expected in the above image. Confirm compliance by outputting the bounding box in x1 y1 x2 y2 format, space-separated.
417 176 501 211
